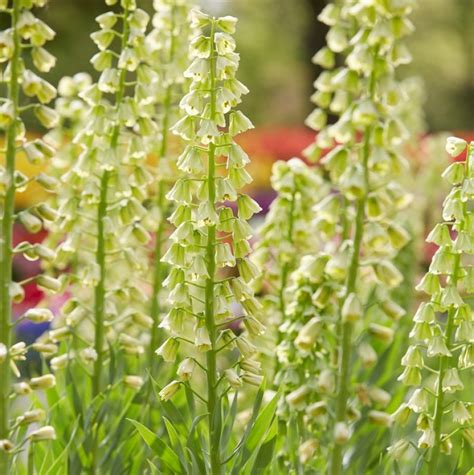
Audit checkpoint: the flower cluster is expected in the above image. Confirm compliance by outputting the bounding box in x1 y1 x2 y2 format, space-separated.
156 12 264 470
391 137 474 469
144 0 197 370
42 0 154 396
0 0 58 468
252 158 325 371
275 0 416 471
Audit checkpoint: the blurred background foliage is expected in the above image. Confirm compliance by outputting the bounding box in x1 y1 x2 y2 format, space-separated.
15 0 474 131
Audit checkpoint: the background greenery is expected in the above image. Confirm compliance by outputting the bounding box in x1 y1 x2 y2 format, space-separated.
33 0 474 131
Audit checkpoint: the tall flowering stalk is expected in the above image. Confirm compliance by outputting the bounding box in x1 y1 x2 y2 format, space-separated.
0 0 59 471
46 0 152 393
275 1 416 472
391 137 474 471
252 158 324 373
41 1 158 471
157 9 266 473
145 0 196 375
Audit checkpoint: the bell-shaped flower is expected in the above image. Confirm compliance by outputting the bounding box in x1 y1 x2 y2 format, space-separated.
442 368 464 393
177 358 195 382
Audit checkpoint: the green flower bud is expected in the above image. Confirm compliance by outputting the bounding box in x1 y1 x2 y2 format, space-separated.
159 380 181 401
36 275 61 292
416 272 441 295
368 410 392 427
23 308 54 323
224 368 242 389
426 223 452 246
407 388 428 413
30 374 56 390
17 409 46 426
241 372 263 387
358 342 378 368
29 426 56 442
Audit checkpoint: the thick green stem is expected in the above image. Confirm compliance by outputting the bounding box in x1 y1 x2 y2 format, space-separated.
204 22 222 475
428 305 456 472
27 443 35 475
0 2 20 472
91 170 110 398
330 127 371 475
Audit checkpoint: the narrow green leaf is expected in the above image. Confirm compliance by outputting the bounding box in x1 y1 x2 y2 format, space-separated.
128 419 182 473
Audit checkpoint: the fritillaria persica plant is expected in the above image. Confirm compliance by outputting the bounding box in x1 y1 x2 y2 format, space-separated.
0 0 58 471
270 0 417 472
391 137 474 470
155 9 274 473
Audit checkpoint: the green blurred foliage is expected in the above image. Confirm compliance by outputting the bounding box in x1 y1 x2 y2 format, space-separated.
404 0 474 132
33 0 472 131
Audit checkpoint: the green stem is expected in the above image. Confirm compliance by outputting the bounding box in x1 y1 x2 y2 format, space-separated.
330 127 371 475
91 170 110 398
0 2 20 472
428 304 456 472
27 443 35 475
204 21 222 475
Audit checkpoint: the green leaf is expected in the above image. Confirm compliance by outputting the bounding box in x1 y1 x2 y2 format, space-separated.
128 419 182 473
231 389 278 473
249 417 278 473
244 391 278 455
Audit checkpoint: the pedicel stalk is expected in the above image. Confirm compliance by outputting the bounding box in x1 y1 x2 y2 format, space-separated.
0 0 59 471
